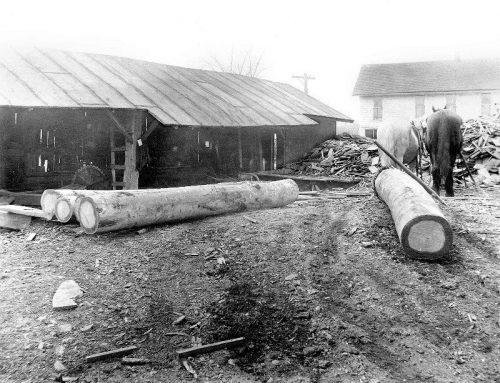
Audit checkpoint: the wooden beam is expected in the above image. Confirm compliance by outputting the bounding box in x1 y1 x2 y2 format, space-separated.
140 120 160 142
176 338 245 358
86 346 138 363
106 111 133 142
0 211 31 230
0 205 51 219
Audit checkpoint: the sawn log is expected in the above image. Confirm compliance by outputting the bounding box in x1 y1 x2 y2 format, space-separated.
374 168 452 259
76 180 299 234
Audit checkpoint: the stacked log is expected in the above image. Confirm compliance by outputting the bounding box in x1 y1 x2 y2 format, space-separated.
41 180 299 234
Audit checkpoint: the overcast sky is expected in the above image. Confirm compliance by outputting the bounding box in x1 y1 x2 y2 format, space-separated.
2 0 500 119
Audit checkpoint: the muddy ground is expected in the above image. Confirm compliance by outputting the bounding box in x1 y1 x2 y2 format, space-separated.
0 183 499 383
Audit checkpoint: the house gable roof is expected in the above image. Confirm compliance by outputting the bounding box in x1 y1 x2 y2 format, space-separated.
0 46 352 126
353 59 500 96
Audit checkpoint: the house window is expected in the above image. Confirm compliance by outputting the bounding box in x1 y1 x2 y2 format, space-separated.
373 98 382 120
445 94 456 111
415 96 425 117
481 93 491 116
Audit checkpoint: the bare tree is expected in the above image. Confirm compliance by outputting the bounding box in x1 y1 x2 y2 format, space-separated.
206 49 266 78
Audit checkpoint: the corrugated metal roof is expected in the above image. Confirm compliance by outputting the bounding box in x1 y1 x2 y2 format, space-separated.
0 46 352 126
353 59 500 96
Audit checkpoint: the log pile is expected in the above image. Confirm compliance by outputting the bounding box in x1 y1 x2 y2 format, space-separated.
280 134 379 178
457 116 500 186
40 180 299 234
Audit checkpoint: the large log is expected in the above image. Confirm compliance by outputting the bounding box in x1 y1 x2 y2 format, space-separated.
374 168 452 259
48 189 170 222
77 180 299 234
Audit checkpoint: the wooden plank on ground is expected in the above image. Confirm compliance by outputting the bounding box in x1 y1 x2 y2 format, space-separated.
0 211 31 230
85 346 138 363
0 205 51 219
176 337 245 358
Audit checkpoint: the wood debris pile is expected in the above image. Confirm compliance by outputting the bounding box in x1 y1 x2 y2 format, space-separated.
458 116 500 186
282 133 379 178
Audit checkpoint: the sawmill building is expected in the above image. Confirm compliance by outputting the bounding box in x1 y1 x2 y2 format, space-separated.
0 47 352 191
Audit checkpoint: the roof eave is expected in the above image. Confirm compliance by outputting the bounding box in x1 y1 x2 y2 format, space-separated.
354 88 500 97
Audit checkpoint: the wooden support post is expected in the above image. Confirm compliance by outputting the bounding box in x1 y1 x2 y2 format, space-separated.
123 111 142 190
257 129 263 171
238 127 243 170
374 168 452 259
110 128 117 190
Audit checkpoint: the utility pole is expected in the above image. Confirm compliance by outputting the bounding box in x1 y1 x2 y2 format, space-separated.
292 73 316 95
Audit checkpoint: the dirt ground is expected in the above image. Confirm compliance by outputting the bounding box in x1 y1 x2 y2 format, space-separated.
1 183 500 383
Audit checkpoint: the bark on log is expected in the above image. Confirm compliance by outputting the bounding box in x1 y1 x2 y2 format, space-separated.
77 180 299 234
374 168 452 259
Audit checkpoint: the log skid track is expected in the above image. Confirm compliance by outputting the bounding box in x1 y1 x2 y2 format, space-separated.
0 186 499 382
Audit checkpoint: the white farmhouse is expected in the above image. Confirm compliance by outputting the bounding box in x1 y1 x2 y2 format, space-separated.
353 59 500 138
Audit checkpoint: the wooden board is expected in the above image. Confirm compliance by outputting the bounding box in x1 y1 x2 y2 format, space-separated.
176 338 245 358
0 211 31 230
0 205 51 219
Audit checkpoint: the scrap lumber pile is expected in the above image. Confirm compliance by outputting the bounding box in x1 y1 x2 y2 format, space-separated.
457 116 500 186
282 134 379 178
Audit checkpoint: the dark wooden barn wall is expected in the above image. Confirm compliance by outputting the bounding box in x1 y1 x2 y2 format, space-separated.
140 118 337 187
0 107 337 190
282 118 337 164
0 107 146 191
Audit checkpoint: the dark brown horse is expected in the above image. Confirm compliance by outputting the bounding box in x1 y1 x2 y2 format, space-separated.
425 108 463 197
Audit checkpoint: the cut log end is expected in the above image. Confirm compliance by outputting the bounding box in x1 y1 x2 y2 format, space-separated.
55 198 73 223
40 190 60 219
401 215 453 259
78 198 99 234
